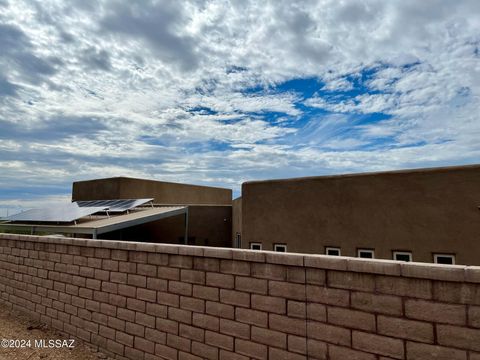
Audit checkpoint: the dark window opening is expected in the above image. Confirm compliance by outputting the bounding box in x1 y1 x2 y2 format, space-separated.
434 254 455 264
274 244 287 252
250 242 262 250
326 247 341 256
394 252 412 262
358 249 374 258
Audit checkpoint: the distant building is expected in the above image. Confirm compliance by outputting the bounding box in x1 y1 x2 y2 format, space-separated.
2 177 232 248
233 164 480 266
72 177 232 247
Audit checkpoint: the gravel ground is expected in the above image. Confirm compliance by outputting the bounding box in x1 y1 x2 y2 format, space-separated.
0 303 112 360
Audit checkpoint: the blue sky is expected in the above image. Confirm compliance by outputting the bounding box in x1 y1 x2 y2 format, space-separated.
1 0 480 215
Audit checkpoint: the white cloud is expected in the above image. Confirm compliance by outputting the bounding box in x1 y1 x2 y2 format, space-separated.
0 0 479 208
0 194 71 217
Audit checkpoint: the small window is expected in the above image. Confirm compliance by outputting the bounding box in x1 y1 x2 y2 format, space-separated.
393 251 412 262
250 242 262 250
274 244 287 252
326 247 341 256
434 254 455 265
357 249 374 259
235 233 242 248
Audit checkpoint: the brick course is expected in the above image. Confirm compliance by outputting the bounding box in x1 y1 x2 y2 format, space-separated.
0 234 478 360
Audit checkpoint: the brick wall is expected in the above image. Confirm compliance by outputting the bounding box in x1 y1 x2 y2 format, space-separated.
0 234 479 360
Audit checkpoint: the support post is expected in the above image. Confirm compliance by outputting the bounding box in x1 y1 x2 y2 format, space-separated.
184 207 189 245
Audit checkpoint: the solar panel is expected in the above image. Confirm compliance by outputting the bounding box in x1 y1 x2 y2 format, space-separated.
5 203 107 223
75 198 154 213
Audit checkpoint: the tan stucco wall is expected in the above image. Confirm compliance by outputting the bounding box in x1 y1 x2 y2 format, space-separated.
242 164 480 265
72 177 232 205
232 197 242 247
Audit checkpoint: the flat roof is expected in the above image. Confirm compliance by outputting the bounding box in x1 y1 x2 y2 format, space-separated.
0 206 187 236
243 163 480 185
73 176 232 192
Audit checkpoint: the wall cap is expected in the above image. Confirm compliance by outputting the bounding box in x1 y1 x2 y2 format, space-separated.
0 233 476 283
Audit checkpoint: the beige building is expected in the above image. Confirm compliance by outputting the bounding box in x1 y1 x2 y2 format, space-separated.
72 177 233 247
1 177 232 248
233 164 480 265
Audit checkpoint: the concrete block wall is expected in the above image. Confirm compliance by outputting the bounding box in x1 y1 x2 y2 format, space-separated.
0 233 479 360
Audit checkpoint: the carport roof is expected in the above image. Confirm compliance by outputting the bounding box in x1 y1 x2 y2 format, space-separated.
0 206 187 237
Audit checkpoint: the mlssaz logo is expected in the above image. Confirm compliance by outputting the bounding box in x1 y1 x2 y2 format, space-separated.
34 339 75 348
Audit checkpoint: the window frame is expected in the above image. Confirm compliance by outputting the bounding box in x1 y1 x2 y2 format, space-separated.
250 242 262 251
325 247 341 256
393 251 412 262
273 243 287 252
357 249 375 259
433 253 455 265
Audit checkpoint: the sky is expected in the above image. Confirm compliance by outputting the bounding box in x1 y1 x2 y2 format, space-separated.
0 0 480 215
